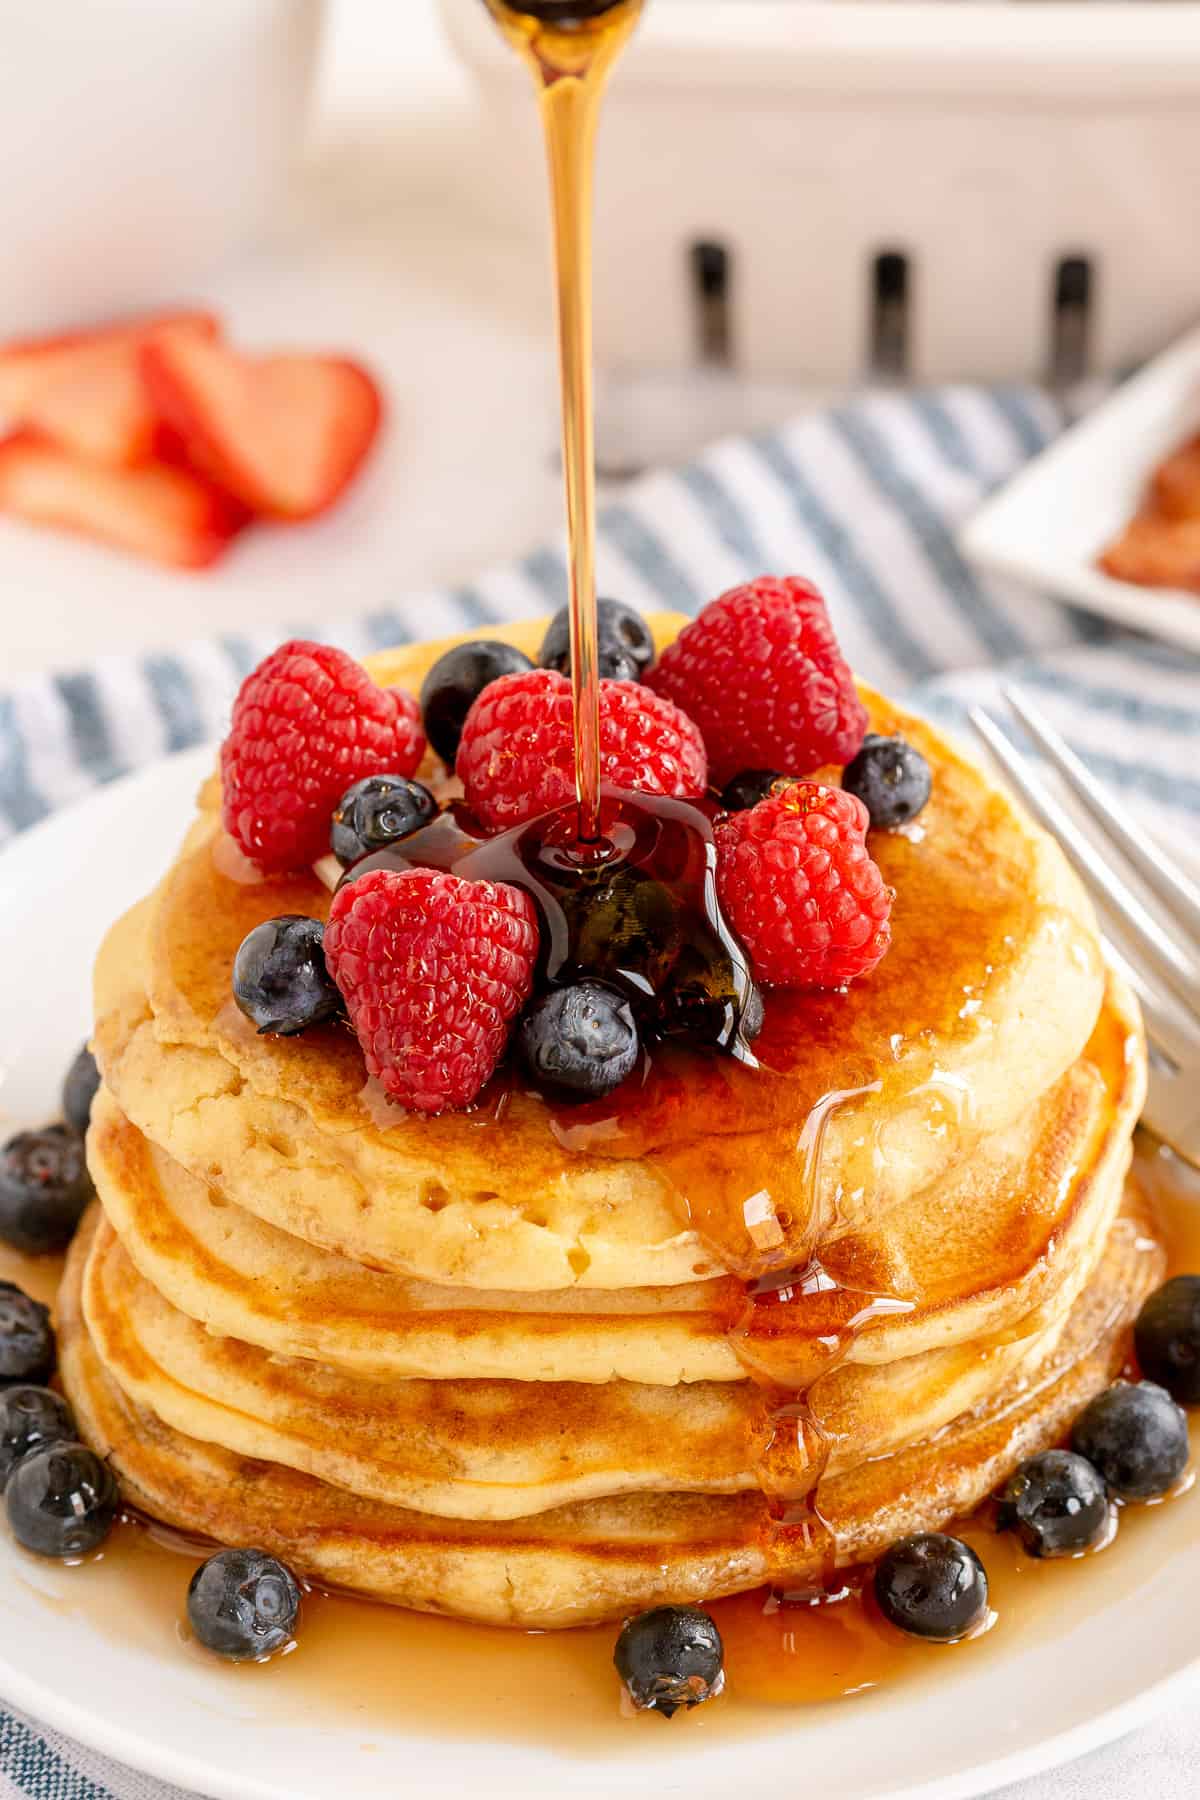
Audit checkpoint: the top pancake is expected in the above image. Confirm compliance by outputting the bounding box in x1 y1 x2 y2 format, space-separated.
94 615 1107 1292
87 968 1143 1385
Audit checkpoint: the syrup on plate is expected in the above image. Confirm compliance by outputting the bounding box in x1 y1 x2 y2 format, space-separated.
3 1135 1195 1735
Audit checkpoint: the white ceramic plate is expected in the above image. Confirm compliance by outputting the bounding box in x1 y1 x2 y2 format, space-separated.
1 750 1199 1800
960 324 1200 655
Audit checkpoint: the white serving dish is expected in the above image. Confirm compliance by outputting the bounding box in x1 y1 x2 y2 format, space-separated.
442 1 1200 386
0 748 1199 1798
960 322 1200 654
0 0 324 337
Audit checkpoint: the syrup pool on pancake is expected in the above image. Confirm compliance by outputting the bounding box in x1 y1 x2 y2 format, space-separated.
3 596 1199 1727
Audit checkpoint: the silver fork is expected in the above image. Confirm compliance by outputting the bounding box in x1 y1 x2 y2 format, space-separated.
969 685 1200 1169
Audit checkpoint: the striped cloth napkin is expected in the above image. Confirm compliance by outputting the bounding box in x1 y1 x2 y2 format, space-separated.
2 380 1198 1800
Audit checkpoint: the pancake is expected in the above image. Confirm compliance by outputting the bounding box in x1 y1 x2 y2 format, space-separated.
86 969 1142 1386
59 1180 1166 1627
81 1198 1118 1520
67 612 1153 1632
92 615 1107 1293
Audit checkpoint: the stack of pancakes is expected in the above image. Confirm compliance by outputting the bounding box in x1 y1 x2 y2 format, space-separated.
59 617 1161 1628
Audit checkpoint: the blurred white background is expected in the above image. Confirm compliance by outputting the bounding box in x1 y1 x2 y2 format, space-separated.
0 0 568 677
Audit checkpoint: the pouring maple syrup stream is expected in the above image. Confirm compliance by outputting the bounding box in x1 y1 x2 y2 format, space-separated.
484 0 644 844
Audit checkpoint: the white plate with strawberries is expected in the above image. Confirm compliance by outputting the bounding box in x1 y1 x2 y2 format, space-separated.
0 309 382 570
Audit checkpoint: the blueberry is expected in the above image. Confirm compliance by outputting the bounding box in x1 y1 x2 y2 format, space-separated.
0 1385 75 1488
518 982 639 1100
187 1547 301 1661
842 734 932 830
420 641 534 765
232 916 342 1037
62 1043 100 1137
538 599 655 685
613 1605 724 1717
874 1533 989 1642
0 1286 55 1388
330 775 437 866
0 1127 93 1255
719 770 790 813
5 1442 119 1557
997 1449 1111 1558
1070 1379 1190 1501
1135 1276 1200 1406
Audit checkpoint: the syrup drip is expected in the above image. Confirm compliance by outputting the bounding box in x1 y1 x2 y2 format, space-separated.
2 1135 1197 1725
484 0 644 842
342 786 760 1057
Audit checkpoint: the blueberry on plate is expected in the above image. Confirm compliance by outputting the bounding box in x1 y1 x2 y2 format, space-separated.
1135 1276 1200 1406
719 769 790 813
62 1043 101 1137
6 1442 119 1557
874 1532 989 1641
0 1126 94 1255
1070 1379 1190 1501
232 916 342 1037
613 1605 724 1717
842 734 932 830
0 1284 55 1388
187 1547 302 1661
517 982 640 1100
420 640 534 766
0 1385 75 1489
998 1448 1112 1558
330 774 438 867
539 598 655 685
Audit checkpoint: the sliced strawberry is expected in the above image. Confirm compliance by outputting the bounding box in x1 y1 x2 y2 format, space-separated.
0 431 246 569
0 311 219 467
140 331 382 521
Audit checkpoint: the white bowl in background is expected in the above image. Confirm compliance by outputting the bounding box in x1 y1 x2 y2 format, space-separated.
0 0 324 337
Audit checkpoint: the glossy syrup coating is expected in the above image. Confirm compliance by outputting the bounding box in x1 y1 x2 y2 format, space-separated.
5 1441 119 1557
0 1384 75 1488
124 623 1107 1306
342 788 760 1059
997 1449 1111 1558
188 1547 301 1661
874 1533 989 1641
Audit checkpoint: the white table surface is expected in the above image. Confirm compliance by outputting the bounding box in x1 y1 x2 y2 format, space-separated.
0 6 1190 1796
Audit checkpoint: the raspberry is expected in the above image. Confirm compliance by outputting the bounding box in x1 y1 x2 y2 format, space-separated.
220 640 425 873
646 576 867 785
715 785 892 989
455 668 707 833
324 867 538 1114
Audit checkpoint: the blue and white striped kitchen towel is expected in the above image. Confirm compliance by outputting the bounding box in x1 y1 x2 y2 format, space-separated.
2 379 1199 1800
1 380 1198 868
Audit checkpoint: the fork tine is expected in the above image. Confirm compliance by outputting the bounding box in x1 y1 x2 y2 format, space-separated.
1002 684 1200 943
969 706 1200 1021
1100 931 1200 1072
